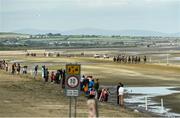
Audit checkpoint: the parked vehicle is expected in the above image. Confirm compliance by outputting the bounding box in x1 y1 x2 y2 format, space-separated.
103 54 109 59
94 54 100 58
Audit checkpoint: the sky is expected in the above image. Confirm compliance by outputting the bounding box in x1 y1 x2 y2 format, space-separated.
0 0 180 33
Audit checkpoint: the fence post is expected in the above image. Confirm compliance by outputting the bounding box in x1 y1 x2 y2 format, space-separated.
145 96 148 110
161 98 164 113
69 96 72 118
166 54 169 66
74 97 77 118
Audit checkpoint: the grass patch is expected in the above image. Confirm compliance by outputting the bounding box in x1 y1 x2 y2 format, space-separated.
0 70 148 117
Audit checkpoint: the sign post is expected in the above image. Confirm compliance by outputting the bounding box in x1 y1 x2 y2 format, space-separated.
65 64 81 118
69 96 72 117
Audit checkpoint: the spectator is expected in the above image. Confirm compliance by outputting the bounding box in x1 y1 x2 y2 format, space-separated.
88 77 94 90
104 88 110 102
22 66 28 74
5 63 8 72
62 70 66 88
17 63 21 74
97 89 102 99
55 70 60 84
51 71 55 82
11 63 15 74
118 83 124 107
42 65 45 80
89 87 96 99
83 77 89 96
34 65 38 79
44 68 49 82
117 83 121 104
94 79 99 99
80 75 85 90
144 56 147 63
99 88 105 102
113 56 116 62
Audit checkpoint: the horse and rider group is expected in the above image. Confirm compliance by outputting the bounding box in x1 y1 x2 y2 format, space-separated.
113 55 147 64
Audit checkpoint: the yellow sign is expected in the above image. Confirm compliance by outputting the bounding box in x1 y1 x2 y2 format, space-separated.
67 65 80 75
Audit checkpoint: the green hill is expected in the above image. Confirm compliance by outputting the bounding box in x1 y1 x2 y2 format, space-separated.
0 32 30 39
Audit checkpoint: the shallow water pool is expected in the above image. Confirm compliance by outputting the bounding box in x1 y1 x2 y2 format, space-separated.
102 86 180 117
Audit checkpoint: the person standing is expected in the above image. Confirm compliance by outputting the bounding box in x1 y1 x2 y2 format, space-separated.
5 63 8 72
104 88 110 102
117 83 121 104
88 78 94 91
50 71 55 82
135 56 138 64
2 60 5 69
94 79 99 99
12 63 16 74
55 70 60 84
118 83 124 107
138 56 141 63
113 56 116 62
17 63 21 74
144 56 147 64
59 69 63 84
42 65 45 80
89 87 96 99
128 56 131 64
132 56 134 64
44 68 49 82
34 65 38 79
22 66 28 74
61 70 66 89
83 77 89 97
99 88 105 102
80 75 85 91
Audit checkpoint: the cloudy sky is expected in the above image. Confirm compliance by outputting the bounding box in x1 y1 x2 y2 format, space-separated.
0 0 180 33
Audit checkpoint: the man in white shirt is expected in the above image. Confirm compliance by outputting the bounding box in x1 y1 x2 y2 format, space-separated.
118 83 124 107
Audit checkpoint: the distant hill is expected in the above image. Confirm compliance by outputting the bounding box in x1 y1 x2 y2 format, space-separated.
13 29 59 35
61 28 180 37
0 32 30 39
13 28 180 37
170 32 180 37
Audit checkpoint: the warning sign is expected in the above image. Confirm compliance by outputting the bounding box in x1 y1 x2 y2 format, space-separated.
67 65 80 75
65 64 81 97
67 76 79 88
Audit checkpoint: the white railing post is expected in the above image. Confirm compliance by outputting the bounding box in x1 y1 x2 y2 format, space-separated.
166 54 169 66
161 98 164 113
145 96 148 110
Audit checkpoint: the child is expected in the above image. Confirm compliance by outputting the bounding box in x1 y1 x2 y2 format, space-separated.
99 88 105 102
89 87 96 99
104 88 110 102
51 71 55 82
